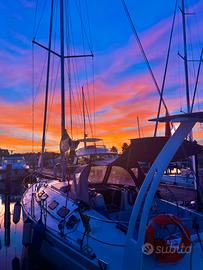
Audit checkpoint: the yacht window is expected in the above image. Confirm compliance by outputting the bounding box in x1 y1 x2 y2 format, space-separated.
78 156 90 164
16 159 24 164
48 200 59 210
3 160 8 164
108 166 134 186
57 206 70 218
88 166 107 184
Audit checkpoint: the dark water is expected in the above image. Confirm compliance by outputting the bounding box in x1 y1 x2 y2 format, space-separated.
0 181 55 270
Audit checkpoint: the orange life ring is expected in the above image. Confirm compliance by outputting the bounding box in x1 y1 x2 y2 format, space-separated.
145 214 191 263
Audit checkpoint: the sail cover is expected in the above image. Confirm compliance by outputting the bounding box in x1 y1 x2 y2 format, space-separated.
114 137 203 167
60 129 79 154
60 129 71 153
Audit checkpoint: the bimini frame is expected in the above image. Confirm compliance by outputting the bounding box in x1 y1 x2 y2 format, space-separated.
123 112 203 270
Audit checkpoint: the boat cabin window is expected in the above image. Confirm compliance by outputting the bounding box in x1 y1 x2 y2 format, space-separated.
2 158 25 164
48 200 59 210
88 166 107 184
17 159 25 163
57 206 70 218
108 166 134 186
77 156 90 164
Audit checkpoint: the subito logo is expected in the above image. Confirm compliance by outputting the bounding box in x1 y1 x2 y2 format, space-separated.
142 243 154 255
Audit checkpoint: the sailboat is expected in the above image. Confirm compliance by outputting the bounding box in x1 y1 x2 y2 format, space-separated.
154 0 203 193
119 0 203 198
75 88 118 166
22 113 203 270
75 138 118 165
22 1 203 270
0 155 29 181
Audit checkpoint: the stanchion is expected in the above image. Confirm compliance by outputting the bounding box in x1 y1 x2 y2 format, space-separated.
4 163 12 246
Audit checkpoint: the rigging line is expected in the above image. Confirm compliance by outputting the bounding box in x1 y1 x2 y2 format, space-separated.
194 11 202 53
64 0 73 138
48 0 58 109
121 0 169 114
32 43 35 153
45 0 59 138
85 0 93 51
74 0 93 54
191 48 203 112
67 9 84 116
68 31 86 134
70 63 85 136
154 0 177 136
74 97 84 138
177 14 183 112
46 69 55 134
192 5 202 112
47 55 54 111
84 0 95 137
65 60 73 137
73 61 84 120
59 0 66 139
91 57 96 138
77 0 93 128
32 0 39 37
84 93 94 138
82 86 86 146
70 59 83 133
33 54 47 102
187 16 196 90
84 85 94 138
33 0 48 40
67 82 80 138
181 0 190 114
41 0 54 161
196 90 201 133
47 59 60 134
71 57 84 132
69 59 83 129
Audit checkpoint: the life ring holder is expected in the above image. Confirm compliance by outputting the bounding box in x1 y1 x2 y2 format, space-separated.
145 214 191 263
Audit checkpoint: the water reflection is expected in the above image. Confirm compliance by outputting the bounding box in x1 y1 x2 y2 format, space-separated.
0 181 55 270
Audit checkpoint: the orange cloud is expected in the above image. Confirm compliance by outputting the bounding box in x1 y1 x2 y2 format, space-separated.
1 1 203 153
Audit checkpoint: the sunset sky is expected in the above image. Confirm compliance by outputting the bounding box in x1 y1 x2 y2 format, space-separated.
0 0 203 153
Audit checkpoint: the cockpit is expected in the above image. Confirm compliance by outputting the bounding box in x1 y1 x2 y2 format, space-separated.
71 165 139 221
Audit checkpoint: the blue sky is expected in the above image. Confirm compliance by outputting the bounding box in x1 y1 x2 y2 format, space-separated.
0 0 203 151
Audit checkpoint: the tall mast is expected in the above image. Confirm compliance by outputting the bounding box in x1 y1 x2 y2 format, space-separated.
41 0 54 168
82 87 87 148
181 0 190 113
181 0 198 196
60 0 66 137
